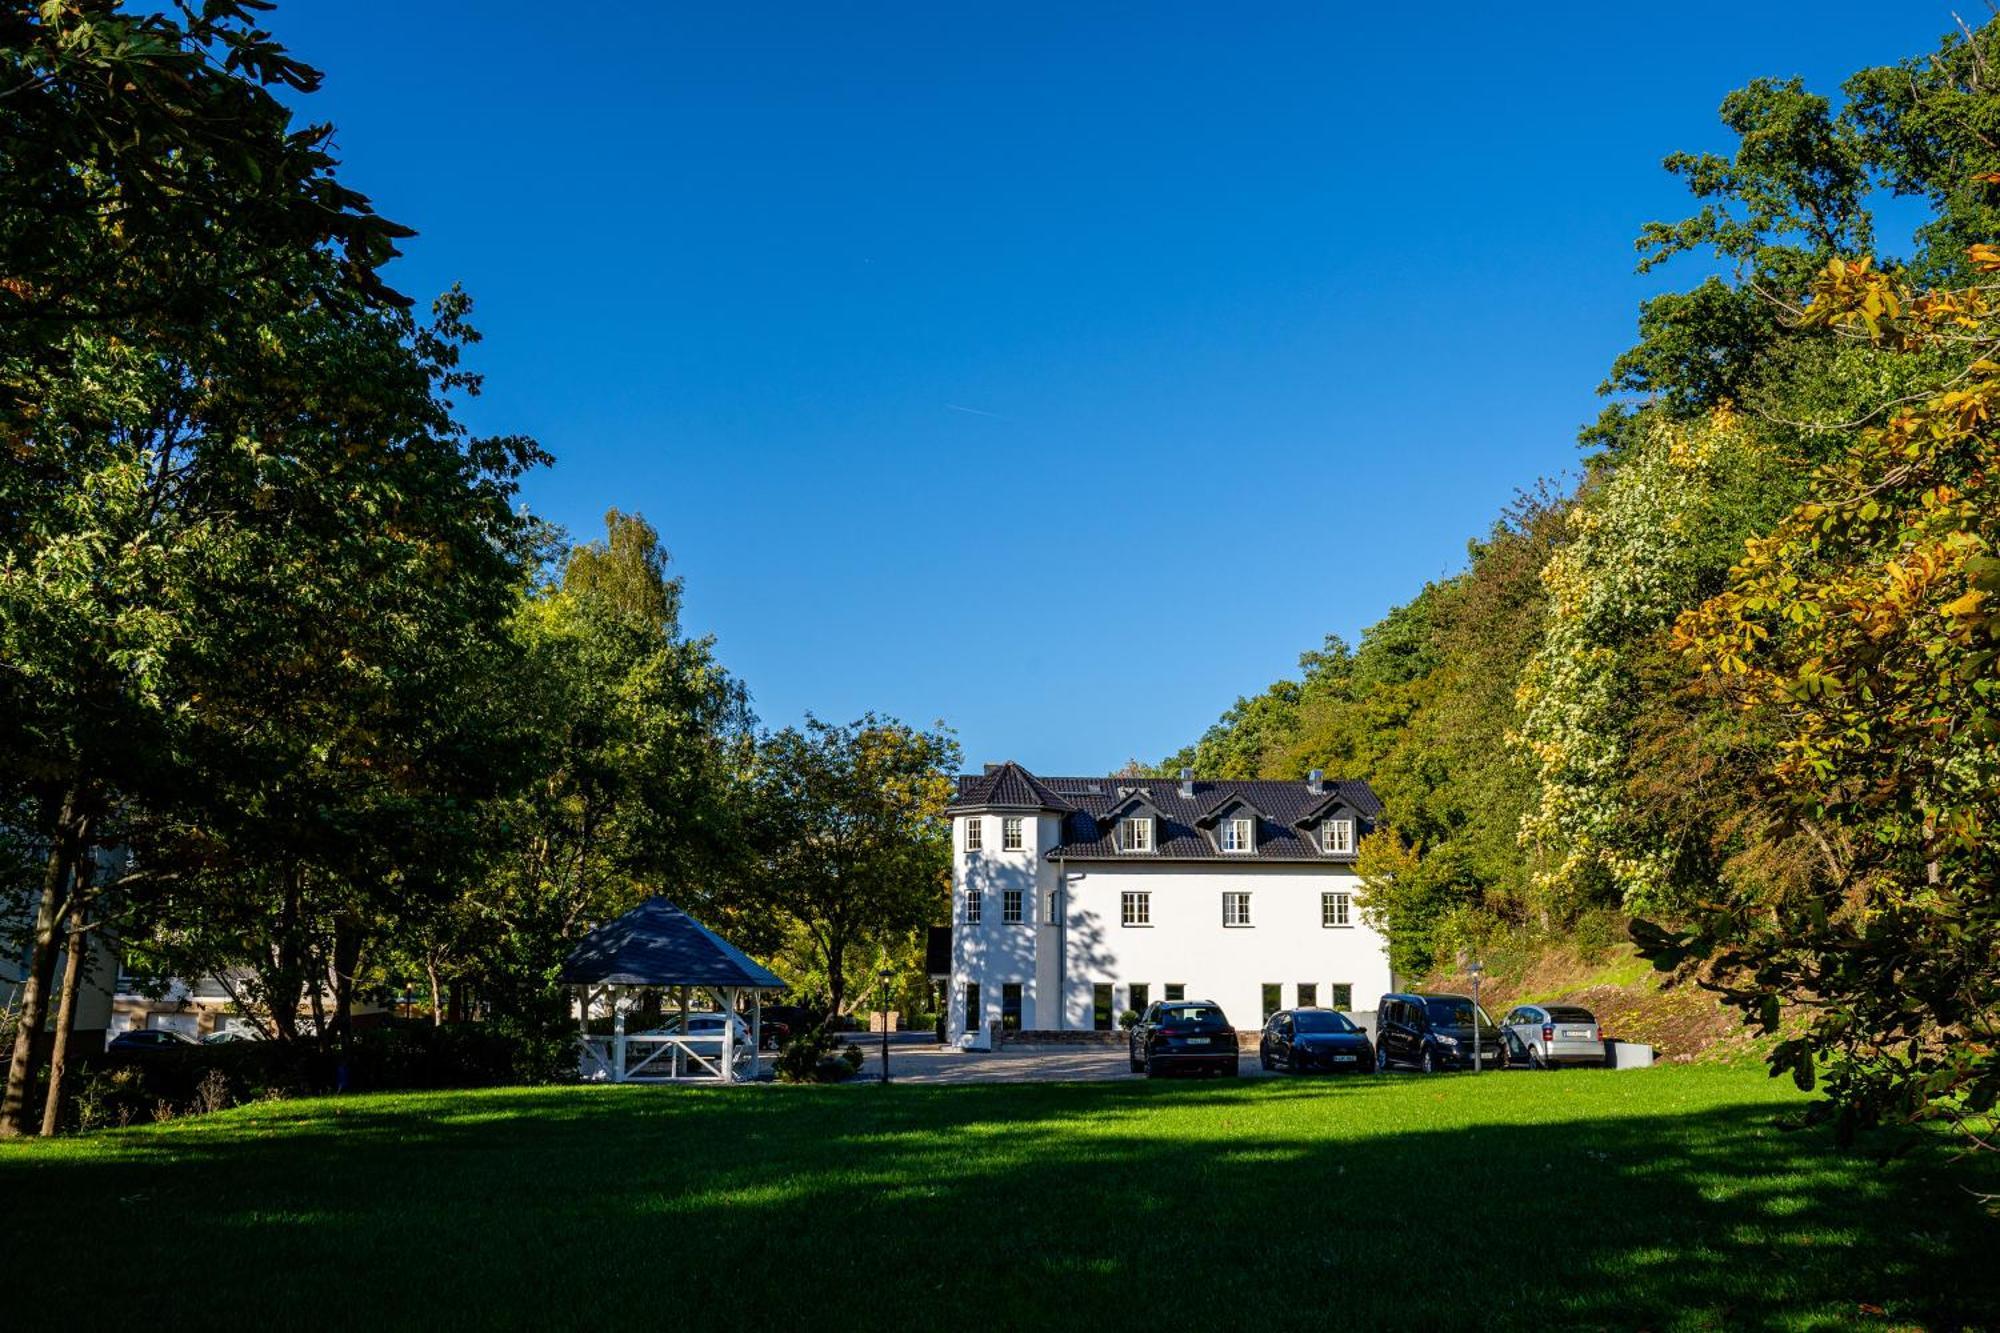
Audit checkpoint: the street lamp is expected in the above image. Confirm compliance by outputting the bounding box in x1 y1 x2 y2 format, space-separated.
1467 960 1485 1073
877 967 895 1084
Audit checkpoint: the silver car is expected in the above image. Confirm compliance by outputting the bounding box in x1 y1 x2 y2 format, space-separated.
1500 1004 1603 1069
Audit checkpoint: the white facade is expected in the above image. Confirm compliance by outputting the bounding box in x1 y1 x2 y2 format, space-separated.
947 769 1392 1045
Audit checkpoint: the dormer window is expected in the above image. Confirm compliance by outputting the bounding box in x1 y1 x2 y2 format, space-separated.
1220 817 1254 853
1117 817 1154 853
1324 817 1354 854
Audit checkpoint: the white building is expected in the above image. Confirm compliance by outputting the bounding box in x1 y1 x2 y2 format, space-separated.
947 763 1392 1044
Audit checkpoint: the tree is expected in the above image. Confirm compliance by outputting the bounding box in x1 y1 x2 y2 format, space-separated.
466 511 753 1036
746 716 956 1019
1654 246 2000 1150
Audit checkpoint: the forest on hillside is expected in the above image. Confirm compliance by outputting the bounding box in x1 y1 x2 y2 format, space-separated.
1165 22 1999 1140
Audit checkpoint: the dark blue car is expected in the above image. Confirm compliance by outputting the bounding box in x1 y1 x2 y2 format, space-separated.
1259 1008 1374 1073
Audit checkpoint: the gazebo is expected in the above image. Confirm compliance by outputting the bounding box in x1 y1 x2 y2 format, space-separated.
561 896 786 1084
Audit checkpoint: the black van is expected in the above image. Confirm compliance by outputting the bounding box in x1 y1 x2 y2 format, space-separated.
1374 992 1503 1073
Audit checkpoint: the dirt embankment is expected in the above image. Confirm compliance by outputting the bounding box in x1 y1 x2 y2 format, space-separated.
1425 944 1751 1063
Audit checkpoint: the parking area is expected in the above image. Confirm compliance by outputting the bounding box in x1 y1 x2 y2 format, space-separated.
863 1041 1286 1084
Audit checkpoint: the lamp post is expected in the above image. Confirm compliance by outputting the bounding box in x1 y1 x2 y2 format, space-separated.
1468 960 1485 1073
878 967 895 1084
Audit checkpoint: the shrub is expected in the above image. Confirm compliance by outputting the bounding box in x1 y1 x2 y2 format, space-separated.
1118 1009 1141 1030
775 1026 864 1083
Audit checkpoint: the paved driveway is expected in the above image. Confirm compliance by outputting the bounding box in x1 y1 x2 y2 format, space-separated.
865 1042 1282 1084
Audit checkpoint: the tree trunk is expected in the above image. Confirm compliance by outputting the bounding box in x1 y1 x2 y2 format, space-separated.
0 788 83 1138
824 922 848 1021
39 910 90 1137
425 955 443 1028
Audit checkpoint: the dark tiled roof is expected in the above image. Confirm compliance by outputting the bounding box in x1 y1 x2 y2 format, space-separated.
560 897 786 988
948 760 1074 813
955 767 1381 863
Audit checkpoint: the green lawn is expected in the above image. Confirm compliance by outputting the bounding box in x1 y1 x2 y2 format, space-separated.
6 1066 1994 1330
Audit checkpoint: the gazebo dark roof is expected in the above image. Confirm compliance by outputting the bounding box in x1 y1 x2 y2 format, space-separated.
560 897 785 989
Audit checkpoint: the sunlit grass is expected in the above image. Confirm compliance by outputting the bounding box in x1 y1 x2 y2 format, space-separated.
6 1066 1993 1330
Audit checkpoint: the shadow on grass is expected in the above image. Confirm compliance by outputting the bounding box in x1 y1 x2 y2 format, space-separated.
6 1074 1995 1330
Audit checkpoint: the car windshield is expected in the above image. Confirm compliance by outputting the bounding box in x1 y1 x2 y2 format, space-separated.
1160 1005 1227 1028
1424 998 1493 1028
1546 1007 1596 1024
1293 1011 1355 1034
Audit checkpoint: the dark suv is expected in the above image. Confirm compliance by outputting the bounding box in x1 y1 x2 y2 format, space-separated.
1374 992 1502 1073
1128 1001 1238 1077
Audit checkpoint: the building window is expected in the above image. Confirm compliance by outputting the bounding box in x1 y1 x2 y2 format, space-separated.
1046 888 1060 920
1262 983 1282 1022
1324 817 1354 854
964 981 981 1031
1118 817 1153 852
1222 891 1252 927
964 818 982 852
1330 983 1353 1011
1322 891 1351 928
965 890 981 924
1221 817 1253 852
1001 983 1023 1031
1164 983 1185 1002
1129 983 1149 1014
1002 816 1025 851
1121 891 1150 927
1003 888 1023 923
1298 982 1317 1008
1092 983 1114 1031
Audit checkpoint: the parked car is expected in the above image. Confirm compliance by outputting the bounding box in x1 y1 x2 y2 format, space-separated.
107 1028 196 1056
1259 1008 1374 1074
1499 1004 1603 1069
200 1027 262 1044
1374 992 1503 1073
1128 1000 1238 1077
637 1012 754 1052
759 1004 821 1049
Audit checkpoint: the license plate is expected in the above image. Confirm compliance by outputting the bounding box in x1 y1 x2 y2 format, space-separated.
1564 1030 1592 1039
1185 1037 1210 1045
1332 1054 1356 1063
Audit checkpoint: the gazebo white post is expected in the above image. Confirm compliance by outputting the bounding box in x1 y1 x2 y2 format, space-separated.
677 985 691 1079
612 989 627 1084
720 986 736 1084
750 990 762 1080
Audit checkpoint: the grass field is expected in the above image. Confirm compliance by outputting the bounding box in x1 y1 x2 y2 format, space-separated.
6 1066 1995 1330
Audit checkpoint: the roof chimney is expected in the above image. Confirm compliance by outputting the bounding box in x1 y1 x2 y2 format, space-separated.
1178 767 1195 798
1307 768 1325 795
983 762 1002 776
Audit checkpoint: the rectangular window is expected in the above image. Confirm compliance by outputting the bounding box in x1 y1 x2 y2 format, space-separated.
964 818 982 852
1221 817 1253 852
1330 983 1353 1011
1324 818 1354 854
1002 816 1024 851
1298 983 1317 1008
1129 983 1149 1014
1223 891 1252 927
1002 888 1023 923
965 890 981 924
1322 891 1351 928
1045 888 1060 920
1001 983 1023 1031
1164 983 1185 1002
1118 817 1153 852
1262 983 1282 1022
1092 983 1114 1031
1121 891 1150 927
964 981 981 1031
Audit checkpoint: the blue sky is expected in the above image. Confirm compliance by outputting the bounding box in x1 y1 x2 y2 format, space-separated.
274 3 1950 774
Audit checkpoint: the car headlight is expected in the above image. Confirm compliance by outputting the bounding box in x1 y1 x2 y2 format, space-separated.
1435 1034 1458 1047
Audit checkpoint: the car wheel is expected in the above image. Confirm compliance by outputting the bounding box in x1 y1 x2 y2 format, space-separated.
1421 1046 1437 1074
1530 1046 1548 1071
1259 1047 1273 1071
1130 1050 1144 1073
1375 1043 1390 1073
